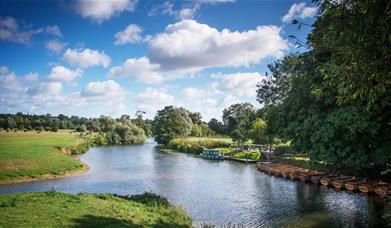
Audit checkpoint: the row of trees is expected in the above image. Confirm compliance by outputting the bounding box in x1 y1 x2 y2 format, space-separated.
0 113 149 145
152 106 215 144
255 0 391 171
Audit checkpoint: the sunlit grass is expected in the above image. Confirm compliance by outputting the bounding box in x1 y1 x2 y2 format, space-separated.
0 130 87 182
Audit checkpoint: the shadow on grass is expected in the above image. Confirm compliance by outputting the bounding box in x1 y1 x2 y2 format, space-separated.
71 215 190 228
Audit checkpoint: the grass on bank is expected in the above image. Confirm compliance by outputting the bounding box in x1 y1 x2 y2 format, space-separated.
0 131 88 182
167 137 232 154
233 151 261 160
0 191 192 227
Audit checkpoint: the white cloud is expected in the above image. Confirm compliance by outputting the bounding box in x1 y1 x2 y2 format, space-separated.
149 0 233 20
0 72 22 91
0 66 10 74
179 8 198 20
45 39 67 54
210 72 265 98
74 0 136 23
24 72 38 81
0 17 62 44
27 82 63 96
108 57 164 84
114 24 143 45
81 80 125 101
44 25 62 37
147 20 288 72
63 48 111 68
282 2 317 23
134 88 174 116
181 87 209 100
48 65 83 82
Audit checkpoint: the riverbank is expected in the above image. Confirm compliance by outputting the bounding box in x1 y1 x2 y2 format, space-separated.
0 131 90 184
0 191 192 227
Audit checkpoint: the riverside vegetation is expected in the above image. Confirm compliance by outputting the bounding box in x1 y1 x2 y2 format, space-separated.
0 191 192 227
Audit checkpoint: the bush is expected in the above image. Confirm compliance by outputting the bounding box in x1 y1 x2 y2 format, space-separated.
129 192 171 208
273 145 295 157
167 138 232 154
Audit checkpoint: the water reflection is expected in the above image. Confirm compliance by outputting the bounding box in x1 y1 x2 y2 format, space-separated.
0 140 385 227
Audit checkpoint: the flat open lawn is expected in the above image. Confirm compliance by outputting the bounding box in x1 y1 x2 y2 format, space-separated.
0 131 86 183
0 191 192 227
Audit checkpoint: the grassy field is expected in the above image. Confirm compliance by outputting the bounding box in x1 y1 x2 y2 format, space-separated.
0 131 87 183
0 191 192 227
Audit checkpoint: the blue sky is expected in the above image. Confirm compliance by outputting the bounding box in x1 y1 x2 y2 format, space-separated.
0 0 317 121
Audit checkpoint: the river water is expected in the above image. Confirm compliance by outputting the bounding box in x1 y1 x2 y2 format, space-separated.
0 139 386 227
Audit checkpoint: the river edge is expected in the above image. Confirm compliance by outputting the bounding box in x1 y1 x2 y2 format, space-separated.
0 149 90 186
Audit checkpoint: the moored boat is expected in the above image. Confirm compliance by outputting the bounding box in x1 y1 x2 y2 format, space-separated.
374 186 391 197
200 149 224 160
321 175 350 186
359 181 388 194
345 179 367 191
332 177 361 189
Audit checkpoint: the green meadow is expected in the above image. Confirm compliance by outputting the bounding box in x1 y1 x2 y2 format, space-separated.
0 131 87 183
0 191 192 227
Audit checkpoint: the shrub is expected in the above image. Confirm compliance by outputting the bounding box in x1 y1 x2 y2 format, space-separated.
167 138 232 154
129 192 171 208
273 145 295 157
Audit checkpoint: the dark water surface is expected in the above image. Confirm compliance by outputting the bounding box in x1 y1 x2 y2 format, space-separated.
0 139 386 227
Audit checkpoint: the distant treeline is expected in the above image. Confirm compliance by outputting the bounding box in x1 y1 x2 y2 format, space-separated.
0 112 150 145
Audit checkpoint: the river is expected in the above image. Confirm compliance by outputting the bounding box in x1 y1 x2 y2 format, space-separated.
0 139 386 227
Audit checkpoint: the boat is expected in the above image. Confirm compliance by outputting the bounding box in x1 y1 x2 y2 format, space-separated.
200 149 224 160
358 181 389 194
311 174 337 184
332 177 362 189
298 172 326 182
345 179 367 191
374 186 391 197
321 175 350 186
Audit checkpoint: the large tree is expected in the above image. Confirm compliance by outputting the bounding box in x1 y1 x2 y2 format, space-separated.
222 103 255 144
152 106 193 145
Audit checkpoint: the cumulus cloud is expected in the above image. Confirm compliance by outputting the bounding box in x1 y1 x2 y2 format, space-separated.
63 48 111 68
48 65 83 82
108 57 164 84
149 0 233 20
74 0 136 23
210 72 266 98
0 17 62 45
0 66 10 74
114 24 143 45
81 80 124 100
282 2 317 23
45 39 67 54
24 72 38 81
147 20 288 72
27 82 63 96
134 88 174 115
0 72 22 91
181 87 209 100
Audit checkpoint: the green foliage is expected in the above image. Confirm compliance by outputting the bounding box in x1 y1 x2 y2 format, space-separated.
310 0 391 107
208 118 225 135
0 192 192 227
248 118 268 145
255 0 391 172
233 151 262 160
167 137 232 154
129 192 171 208
152 106 193 145
273 145 295 157
222 103 256 144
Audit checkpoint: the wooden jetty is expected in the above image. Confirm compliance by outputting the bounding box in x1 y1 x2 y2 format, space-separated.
256 162 390 197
